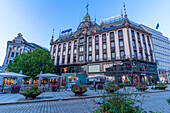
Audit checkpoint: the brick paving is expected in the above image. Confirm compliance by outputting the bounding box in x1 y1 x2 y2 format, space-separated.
0 91 169 113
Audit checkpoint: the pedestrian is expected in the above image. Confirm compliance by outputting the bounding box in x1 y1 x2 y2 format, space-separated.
65 81 67 92
93 80 96 92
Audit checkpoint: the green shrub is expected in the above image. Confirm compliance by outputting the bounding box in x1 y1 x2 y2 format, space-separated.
72 86 87 93
156 83 167 87
167 98 170 104
21 86 42 95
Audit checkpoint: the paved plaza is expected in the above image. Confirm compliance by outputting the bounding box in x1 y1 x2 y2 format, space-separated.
0 91 169 113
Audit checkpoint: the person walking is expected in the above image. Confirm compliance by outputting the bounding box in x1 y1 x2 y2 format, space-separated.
93 80 96 92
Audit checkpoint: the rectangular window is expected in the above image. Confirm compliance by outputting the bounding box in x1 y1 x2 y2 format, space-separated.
54 45 56 50
88 65 100 73
69 42 71 46
89 45 92 51
74 41 77 46
68 49 71 55
73 57 76 62
119 40 124 47
147 36 149 42
131 30 134 37
95 35 99 41
111 52 115 59
143 43 146 50
138 42 141 48
118 30 123 37
79 55 83 61
63 43 66 48
89 55 92 60
58 51 60 56
95 54 99 60
142 34 145 41
103 53 107 59
11 52 14 57
58 44 61 49
62 58 65 64
17 46 20 50
120 51 125 57
13 46 16 50
95 44 99 50
16 53 19 56
140 52 143 59
63 50 65 55
89 37 92 42
79 46 84 52
134 51 137 58
133 40 135 47
111 41 115 48
102 34 106 40
137 32 140 39
9 60 12 64
103 42 106 49
80 38 84 43
148 45 151 51
74 48 76 54
67 57 70 63
110 32 114 38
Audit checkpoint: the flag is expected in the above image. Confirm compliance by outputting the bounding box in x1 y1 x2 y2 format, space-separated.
156 23 159 29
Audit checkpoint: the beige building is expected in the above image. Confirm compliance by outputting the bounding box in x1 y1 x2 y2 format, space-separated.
50 11 158 84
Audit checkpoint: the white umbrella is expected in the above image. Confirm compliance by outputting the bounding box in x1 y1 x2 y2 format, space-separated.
36 73 62 78
0 72 28 77
87 75 107 79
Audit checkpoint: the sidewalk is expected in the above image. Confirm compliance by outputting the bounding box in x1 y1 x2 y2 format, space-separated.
0 85 170 105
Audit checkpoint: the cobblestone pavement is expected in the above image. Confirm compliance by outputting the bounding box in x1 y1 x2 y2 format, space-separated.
0 92 169 113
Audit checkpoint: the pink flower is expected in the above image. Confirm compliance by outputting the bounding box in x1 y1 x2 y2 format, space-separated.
114 103 117 105
51 85 58 88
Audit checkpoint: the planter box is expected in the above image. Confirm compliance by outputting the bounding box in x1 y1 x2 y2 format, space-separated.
73 91 86 96
106 89 118 93
155 87 167 90
11 87 20 93
52 87 57 92
136 88 148 91
21 93 41 99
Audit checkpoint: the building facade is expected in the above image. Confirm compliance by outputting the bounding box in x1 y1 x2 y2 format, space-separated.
50 11 158 84
1 33 48 72
142 25 170 83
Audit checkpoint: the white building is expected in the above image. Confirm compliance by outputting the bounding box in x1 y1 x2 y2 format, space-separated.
1 33 48 72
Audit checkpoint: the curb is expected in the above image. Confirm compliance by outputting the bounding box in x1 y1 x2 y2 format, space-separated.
0 90 170 105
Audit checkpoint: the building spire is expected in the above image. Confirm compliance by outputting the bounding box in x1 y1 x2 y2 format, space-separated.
51 28 54 43
94 13 96 23
86 3 89 14
123 2 126 15
123 2 128 25
121 9 123 19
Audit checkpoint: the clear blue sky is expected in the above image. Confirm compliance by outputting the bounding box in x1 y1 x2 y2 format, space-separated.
0 0 170 66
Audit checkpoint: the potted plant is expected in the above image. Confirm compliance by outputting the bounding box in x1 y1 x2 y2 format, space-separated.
51 84 58 92
116 83 125 88
105 82 119 93
71 84 77 90
155 83 167 90
97 83 103 89
167 98 170 105
72 86 87 96
11 85 21 93
20 86 42 99
136 84 148 91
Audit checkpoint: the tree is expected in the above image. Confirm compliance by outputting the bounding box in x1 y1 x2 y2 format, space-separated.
8 48 55 79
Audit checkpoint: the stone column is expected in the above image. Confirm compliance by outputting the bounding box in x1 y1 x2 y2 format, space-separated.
70 40 74 64
99 34 103 61
115 30 120 59
54 44 58 65
134 31 140 59
92 36 95 62
144 35 151 61
65 42 69 64
128 28 134 58
123 28 130 58
59 43 63 65
106 32 111 60
139 33 146 60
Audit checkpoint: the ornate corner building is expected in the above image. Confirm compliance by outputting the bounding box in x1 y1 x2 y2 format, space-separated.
50 11 159 84
1 33 48 73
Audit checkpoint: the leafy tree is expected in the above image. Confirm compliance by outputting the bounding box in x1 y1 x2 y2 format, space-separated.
8 48 55 79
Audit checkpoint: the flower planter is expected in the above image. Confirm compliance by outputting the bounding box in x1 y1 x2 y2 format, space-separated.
97 85 103 89
136 88 148 91
52 87 57 92
73 91 86 96
106 89 118 93
21 93 41 99
155 87 167 90
11 87 20 93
